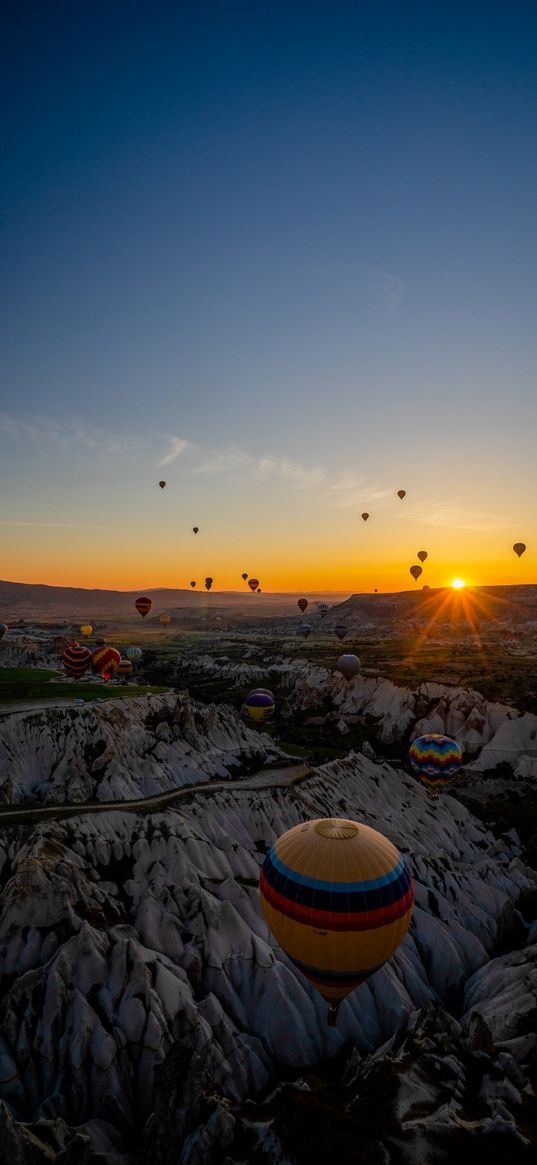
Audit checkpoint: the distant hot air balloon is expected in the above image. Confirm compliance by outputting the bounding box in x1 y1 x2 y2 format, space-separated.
205 577 213 591
242 573 248 581
257 588 262 594
158 481 166 490
242 689 275 722
135 596 152 618
248 578 259 592
298 598 308 613
92 645 121 681
159 613 171 626
422 585 430 591
397 490 406 500
409 734 463 796
79 624 93 638
336 654 360 681
513 543 526 558
409 565 422 581
0 623 7 641
361 513 369 522
260 817 413 1025
117 659 133 677
126 646 142 663
190 581 196 588
318 603 329 619
417 551 428 563
298 623 313 639
94 638 106 647
333 624 348 641
192 527 199 534
62 642 92 679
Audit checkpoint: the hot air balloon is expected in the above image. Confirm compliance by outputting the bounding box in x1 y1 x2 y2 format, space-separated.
336 654 360 681
298 623 313 639
93 645 121 681
126 646 142 663
62 642 92 679
242 689 275 722
333 624 348 641
117 659 133 677
361 513 369 522
190 581 196 588
257 588 262 594
298 598 308 613
513 543 526 558
79 624 93 638
250 687 275 700
417 551 428 563
409 734 463 796
158 481 166 490
159 613 171 626
205 577 213 591
260 817 413 1025
242 573 248 581
409 565 422 581
0 623 7 641
94 638 106 647
193 527 199 534
248 578 259 592
397 490 406 500
135 596 152 618
422 585 430 591
318 603 329 619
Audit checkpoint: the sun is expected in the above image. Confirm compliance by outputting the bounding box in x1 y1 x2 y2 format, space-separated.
451 578 465 589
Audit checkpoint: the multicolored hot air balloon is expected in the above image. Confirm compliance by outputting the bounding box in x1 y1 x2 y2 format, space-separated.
192 527 199 534
513 543 526 558
250 687 275 699
205 577 213 591
158 481 166 490
397 490 406 500
242 573 248 581
409 565 422 581
318 603 329 619
361 513 369 522
298 598 308 613
248 578 259 592
92 645 121 681
333 624 348 641
260 817 413 1025
135 596 152 618
409 734 463 795
117 659 133 677
126 646 142 663
298 623 313 639
159 613 171 626
79 624 93 638
62 642 92 679
242 689 275 722
336 654 360 681
417 551 428 563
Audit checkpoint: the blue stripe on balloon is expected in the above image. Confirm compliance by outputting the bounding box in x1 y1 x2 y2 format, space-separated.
269 847 405 892
263 851 411 914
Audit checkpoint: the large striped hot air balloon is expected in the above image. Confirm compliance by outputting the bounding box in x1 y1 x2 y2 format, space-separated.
260 817 413 1025
135 596 152 618
297 598 308 613
242 689 275 722
62 642 92 679
409 734 463 795
92 645 121 681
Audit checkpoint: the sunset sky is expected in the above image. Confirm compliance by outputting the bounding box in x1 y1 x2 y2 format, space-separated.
1 1 536 593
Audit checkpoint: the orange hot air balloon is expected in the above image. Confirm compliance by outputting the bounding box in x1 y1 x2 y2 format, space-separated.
135 596 152 618
397 490 406 500
410 565 422 581
361 513 369 522
248 578 259 592
513 543 526 558
417 550 428 563
297 598 308 613
159 613 171 626
158 481 166 489
93 645 121 681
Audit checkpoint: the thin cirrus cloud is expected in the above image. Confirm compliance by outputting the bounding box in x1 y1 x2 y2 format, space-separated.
407 499 510 532
0 413 145 457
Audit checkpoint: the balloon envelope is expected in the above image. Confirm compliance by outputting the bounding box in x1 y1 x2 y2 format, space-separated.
63 642 92 679
242 573 248 581
159 613 171 625
135 596 152 618
158 481 166 489
80 624 93 637
397 489 406 500
513 543 526 558
126 646 142 662
260 818 413 1014
117 659 133 676
190 581 196 588
333 624 348 641
205 577 213 591
297 598 308 613
248 578 259 592
409 565 422 581
361 513 369 521
336 654 360 680
409 734 463 792
92 645 121 680
298 623 313 639
192 527 199 534
242 689 275 722
417 551 428 563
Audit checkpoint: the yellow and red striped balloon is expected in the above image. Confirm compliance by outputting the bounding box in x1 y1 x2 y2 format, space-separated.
93 645 121 681
260 817 413 1022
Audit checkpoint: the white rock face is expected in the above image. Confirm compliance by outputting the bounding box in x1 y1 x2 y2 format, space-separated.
0 693 283 804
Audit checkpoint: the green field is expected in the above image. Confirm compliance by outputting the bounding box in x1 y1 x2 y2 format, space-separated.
0 667 166 705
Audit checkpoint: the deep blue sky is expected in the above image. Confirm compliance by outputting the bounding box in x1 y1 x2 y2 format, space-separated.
1 1 536 589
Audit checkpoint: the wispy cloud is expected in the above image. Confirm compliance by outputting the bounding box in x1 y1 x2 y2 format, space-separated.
258 456 326 491
0 414 145 457
191 447 253 475
325 473 393 509
157 436 194 466
407 499 510 532
0 521 125 529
